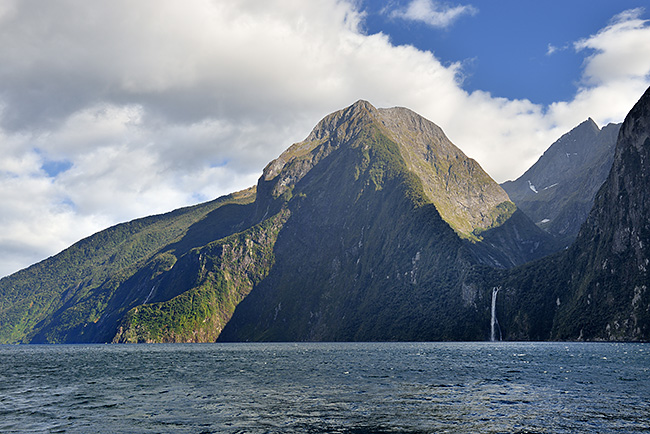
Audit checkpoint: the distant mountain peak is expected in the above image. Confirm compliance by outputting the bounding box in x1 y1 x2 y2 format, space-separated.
349 98 376 112
584 117 599 128
501 115 620 244
566 117 601 140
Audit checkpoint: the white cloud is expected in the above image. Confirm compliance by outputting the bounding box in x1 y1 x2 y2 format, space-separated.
574 8 650 87
0 1 649 277
390 0 478 28
546 43 571 56
545 8 650 128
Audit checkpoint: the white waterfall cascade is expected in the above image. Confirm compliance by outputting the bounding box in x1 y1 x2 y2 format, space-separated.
143 285 156 304
490 286 502 342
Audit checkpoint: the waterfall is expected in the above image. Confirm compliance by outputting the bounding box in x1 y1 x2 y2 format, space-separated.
490 287 502 342
143 286 156 304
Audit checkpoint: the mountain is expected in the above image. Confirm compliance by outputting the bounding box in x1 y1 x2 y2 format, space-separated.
479 86 650 341
0 100 553 343
0 188 258 343
501 118 620 246
217 102 552 342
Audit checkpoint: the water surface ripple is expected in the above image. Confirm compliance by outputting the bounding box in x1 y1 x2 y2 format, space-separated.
0 342 648 433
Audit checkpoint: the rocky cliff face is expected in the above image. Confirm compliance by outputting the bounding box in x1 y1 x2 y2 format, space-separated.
558 86 650 340
487 86 650 342
501 119 620 245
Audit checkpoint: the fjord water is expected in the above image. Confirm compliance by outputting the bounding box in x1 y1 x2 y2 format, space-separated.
1 342 648 433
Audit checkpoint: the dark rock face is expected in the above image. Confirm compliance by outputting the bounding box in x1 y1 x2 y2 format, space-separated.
558 86 650 340
501 119 620 246
489 86 650 342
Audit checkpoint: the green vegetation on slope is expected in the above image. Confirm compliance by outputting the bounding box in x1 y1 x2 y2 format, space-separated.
113 209 289 343
376 106 514 241
0 188 256 343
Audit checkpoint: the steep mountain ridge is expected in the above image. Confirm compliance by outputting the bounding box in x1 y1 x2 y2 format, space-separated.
258 100 552 267
268 100 515 239
502 118 620 244
378 106 513 239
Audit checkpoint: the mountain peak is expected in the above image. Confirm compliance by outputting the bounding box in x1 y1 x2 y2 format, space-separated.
577 117 601 134
261 100 514 240
348 99 377 113
501 115 620 243
261 100 380 184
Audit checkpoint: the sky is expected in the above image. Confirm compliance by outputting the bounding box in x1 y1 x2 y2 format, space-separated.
1 0 650 278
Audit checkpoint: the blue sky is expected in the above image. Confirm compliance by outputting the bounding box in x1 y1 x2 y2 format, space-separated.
363 0 649 104
1 0 649 277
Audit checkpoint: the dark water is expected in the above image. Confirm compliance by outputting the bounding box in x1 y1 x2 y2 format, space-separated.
0 342 648 433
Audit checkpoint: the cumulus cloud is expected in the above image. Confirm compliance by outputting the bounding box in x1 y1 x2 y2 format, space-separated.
389 0 478 28
0 1 649 277
574 8 650 87
547 8 650 127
